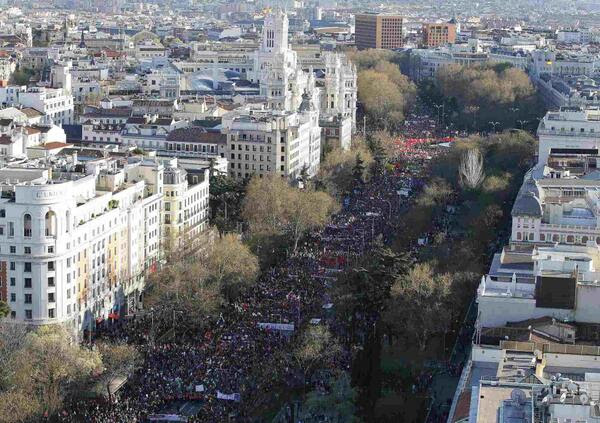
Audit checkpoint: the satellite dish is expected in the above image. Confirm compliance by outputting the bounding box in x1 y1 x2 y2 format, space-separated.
581 393 590 405
511 389 527 405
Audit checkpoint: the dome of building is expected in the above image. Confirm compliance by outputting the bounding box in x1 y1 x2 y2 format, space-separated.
512 192 542 217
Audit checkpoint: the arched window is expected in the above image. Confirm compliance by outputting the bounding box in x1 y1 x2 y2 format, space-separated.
567 235 575 243
23 214 32 237
553 234 560 242
516 232 522 240
582 236 589 244
529 233 534 241
539 233 546 241
45 211 56 237
65 211 71 233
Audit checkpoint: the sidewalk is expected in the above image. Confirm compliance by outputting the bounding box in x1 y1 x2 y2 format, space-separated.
426 300 477 422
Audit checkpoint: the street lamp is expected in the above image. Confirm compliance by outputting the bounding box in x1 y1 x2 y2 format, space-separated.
384 199 392 220
489 121 500 133
434 104 444 127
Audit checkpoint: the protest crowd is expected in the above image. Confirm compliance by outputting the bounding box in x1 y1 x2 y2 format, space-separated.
57 118 454 423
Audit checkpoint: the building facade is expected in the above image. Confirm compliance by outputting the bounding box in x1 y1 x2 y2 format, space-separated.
421 21 457 48
355 13 403 50
0 152 209 334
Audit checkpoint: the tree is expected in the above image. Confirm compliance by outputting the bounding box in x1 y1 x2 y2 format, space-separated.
0 322 28 389
6 325 101 419
242 175 290 237
459 148 485 189
0 390 38 423
431 63 539 131
97 342 141 403
358 70 410 130
205 233 259 301
385 263 453 351
243 175 338 254
352 153 366 184
10 68 35 86
145 258 222 328
294 325 342 391
347 49 397 71
317 139 373 197
287 189 338 253
209 174 248 234
0 300 9 318
416 178 454 209
334 242 412 348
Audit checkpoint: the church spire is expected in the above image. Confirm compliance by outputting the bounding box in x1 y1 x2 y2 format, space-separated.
79 29 86 49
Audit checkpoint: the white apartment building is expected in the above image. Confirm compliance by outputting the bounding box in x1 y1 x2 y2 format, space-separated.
0 85 74 126
120 115 187 150
557 29 592 45
0 157 161 332
17 87 74 126
537 107 600 164
477 243 600 327
161 158 209 248
478 106 600 329
0 58 15 83
0 151 210 334
0 118 67 158
222 101 321 180
530 50 600 79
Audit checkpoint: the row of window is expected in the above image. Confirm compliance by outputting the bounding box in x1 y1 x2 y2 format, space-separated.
549 126 596 133
516 231 600 244
9 292 54 304
230 153 274 162
230 163 275 172
8 308 56 320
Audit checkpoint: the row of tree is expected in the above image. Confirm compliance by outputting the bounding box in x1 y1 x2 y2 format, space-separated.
420 62 544 132
327 128 538 420
148 174 339 327
349 49 417 132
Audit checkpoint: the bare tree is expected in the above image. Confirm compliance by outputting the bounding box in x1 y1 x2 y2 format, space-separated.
0 322 29 386
459 148 485 189
97 342 141 403
293 325 342 392
5 325 101 419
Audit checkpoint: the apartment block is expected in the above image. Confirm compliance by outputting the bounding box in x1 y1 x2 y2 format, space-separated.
355 13 403 50
421 21 457 48
0 150 209 334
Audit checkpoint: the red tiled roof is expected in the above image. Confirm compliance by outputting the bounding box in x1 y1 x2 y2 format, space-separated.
453 389 471 423
23 127 41 135
21 107 44 118
42 142 71 150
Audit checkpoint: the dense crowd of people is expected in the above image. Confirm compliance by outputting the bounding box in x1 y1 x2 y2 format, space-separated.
57 119 453 423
